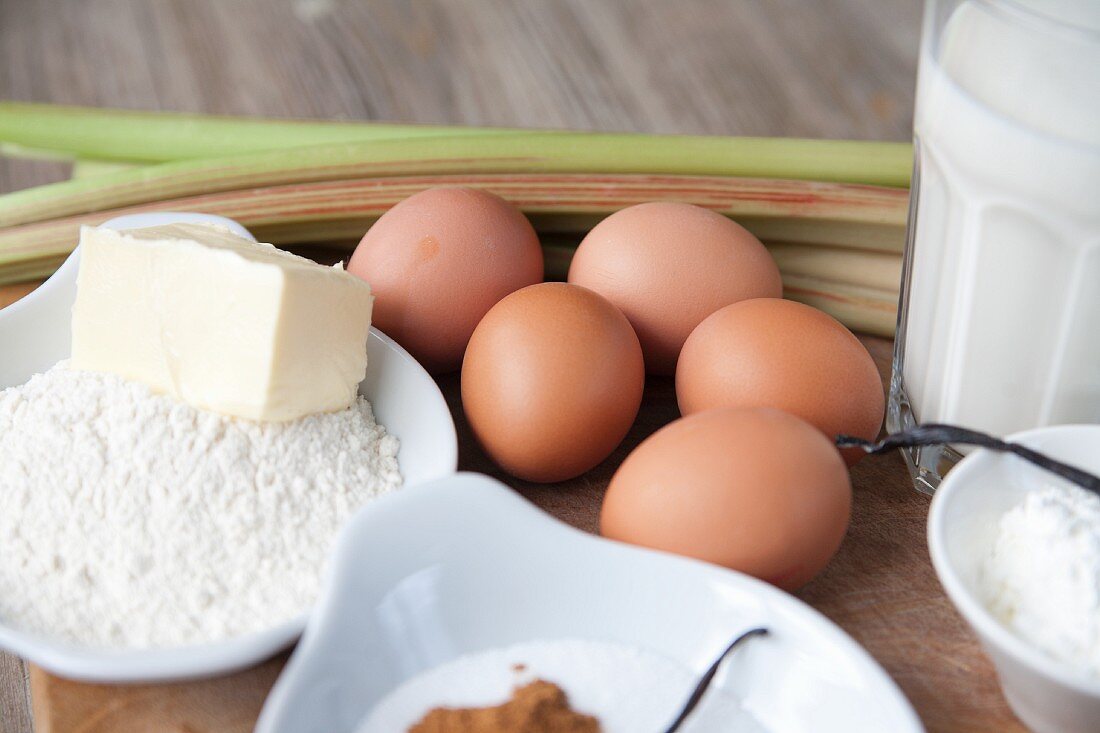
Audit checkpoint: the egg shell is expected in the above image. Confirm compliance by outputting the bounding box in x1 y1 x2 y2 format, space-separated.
600 407 851 591
567 202 781 376
347 187 543 374
461 282 645 484
676 298 884 465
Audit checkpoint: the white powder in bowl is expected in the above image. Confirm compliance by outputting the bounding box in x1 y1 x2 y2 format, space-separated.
982 484 1100 678
0 363 401 649
358 639 767 733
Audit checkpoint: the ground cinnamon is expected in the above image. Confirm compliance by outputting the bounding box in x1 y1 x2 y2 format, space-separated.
408 679 601 733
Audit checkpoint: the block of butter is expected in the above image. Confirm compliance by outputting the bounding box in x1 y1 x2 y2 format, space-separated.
71 223 374 422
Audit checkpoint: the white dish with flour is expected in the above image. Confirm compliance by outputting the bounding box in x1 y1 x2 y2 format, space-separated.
257 473 923 733
0 214 458 682
929 425 1100 733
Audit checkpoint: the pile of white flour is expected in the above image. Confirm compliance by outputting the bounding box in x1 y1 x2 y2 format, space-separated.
0 363 401 649
983 484 1100 678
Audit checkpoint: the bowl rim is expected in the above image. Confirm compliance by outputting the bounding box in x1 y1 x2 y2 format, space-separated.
927 423 1100 696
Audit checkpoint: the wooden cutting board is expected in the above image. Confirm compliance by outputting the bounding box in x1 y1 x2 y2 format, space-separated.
0 283 1023 733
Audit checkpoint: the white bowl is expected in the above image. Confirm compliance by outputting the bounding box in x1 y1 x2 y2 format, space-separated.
928 424 1100 733
0 214 458 682
257 473 923 733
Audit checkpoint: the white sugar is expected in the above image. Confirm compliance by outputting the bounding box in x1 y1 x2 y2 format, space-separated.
359 638 765 732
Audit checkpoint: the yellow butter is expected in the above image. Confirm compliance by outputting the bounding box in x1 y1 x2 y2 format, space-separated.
71 223 374 422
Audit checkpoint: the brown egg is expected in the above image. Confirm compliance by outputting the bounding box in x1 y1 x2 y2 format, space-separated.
462 283 644 483
676 298 884 465
601 407 851 591
567 202 781 375
347 187 543 374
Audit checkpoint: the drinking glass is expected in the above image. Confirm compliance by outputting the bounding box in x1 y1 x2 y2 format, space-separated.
889 0 1100 493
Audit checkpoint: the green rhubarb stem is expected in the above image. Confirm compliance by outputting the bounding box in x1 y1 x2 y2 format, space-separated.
766 241 901 291
0 102 499 164
0 104 913 187
69 159 138 179
0 142 76 163
0 174 907 271
0 133 912 227
781 273 897 337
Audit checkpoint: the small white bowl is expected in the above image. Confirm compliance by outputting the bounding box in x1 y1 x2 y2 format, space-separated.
257 473 923 733
928 424 1100 733
0 213 458 682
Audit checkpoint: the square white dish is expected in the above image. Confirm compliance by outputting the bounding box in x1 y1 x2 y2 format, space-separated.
0 213 458 682
257 472 923 733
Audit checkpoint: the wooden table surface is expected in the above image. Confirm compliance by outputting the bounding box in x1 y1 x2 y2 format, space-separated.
0 0 1024 731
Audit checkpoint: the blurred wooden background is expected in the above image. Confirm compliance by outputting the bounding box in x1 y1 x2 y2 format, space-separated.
1 1 946 731
0 0 919 195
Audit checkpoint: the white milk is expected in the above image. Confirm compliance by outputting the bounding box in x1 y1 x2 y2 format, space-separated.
900 0 1100 438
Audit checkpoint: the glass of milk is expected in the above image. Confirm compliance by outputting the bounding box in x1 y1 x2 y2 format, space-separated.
890 0 1100 493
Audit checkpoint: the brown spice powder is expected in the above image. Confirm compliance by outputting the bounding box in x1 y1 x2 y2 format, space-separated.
408 679 602 733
